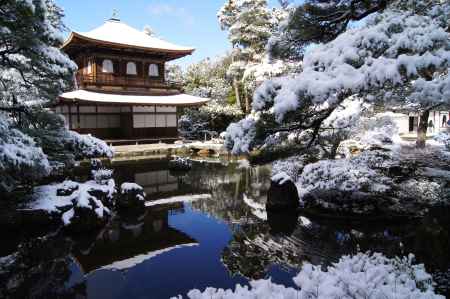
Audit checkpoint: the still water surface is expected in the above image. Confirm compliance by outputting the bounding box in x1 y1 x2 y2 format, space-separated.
1 158 449 298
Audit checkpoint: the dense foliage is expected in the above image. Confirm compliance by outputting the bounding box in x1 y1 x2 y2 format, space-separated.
0 0 112 193
218 0 299 112
225 0 450 154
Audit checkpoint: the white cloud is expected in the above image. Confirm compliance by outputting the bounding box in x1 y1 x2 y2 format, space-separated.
147 3 195 26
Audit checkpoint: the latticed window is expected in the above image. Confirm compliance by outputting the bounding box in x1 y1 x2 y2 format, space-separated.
127 62 137 75
149 63 159 77
102 59 114 73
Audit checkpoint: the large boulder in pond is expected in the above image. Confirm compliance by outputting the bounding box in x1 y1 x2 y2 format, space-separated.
266 172 300 212
117 183 146 211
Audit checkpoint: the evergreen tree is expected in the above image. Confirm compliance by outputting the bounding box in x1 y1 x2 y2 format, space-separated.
0 0 112 193
225 0 450 153
218 0 275 113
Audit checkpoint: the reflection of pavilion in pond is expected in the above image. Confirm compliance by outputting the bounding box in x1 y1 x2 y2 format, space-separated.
71 203 198 275
114 161 182 197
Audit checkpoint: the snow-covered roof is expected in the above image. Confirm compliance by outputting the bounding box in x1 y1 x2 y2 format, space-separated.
63 19 194 54
59 90 209 106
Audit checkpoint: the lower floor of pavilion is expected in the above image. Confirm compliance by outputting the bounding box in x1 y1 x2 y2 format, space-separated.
56 89 208 141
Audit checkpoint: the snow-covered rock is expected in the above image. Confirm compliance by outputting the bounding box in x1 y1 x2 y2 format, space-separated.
266 172 299 212
117 182 146 211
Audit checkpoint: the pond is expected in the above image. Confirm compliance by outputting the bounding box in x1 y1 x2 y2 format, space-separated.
1 158 449 298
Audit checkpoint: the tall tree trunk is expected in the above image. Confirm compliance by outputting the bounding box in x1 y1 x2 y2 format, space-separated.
244 87 250 114
233 78 242 111
416 110 430 148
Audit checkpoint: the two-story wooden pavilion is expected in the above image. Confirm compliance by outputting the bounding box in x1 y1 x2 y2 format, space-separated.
56 15 208 143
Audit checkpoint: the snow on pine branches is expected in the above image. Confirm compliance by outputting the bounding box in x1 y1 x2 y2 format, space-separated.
173 252 444 299
225 6 450 154
0 113 51 192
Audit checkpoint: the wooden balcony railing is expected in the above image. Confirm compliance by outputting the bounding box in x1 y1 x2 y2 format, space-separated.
76 73 182 91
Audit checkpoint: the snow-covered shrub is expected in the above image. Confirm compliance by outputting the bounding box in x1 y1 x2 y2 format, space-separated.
293 252 442 299
66 131 114 159
29 178 116 229
120 182 144 194
271 155 308 182
173 252 444 299
118 182 146 210
434 132 450 149
224 115 258 154
92 168 114 185
61 187 111 232
298 157 392 196
398 179 443 205
0 114 51 192
356 112 401 148
24 110 113 167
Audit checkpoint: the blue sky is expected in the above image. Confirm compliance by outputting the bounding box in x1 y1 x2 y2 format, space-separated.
55 0 283 68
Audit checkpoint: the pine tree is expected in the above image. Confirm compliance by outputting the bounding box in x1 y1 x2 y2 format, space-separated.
225 0 450 153
218 0 274 113
0 0 113 193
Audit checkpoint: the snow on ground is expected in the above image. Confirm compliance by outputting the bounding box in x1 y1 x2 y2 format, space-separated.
145 194 212 207
173 252 444 299
25 178 116 225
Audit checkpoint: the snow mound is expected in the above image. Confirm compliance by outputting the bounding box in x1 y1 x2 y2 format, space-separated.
173 252 444 299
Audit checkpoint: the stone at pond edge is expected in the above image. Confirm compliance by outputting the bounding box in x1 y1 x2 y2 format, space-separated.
168 157 192 171
117 183 146 211
266 178 300 212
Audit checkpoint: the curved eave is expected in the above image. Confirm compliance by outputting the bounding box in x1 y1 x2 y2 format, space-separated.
58 90 209 107
62 32 195 57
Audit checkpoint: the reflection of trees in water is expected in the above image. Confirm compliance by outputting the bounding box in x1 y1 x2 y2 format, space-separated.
188 163 272 225
0 235 86 299
221 208 450 295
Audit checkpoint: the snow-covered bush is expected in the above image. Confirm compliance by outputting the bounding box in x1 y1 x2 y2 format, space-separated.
434 132 450 149
120 182 144 194
173 252 444 299
66 131 114 159
224 115 258 154
355 112 401 148
293 252 442 299
92 168 114 185
298 157 392 196
0 114 51 192
271 155 308 182
118 182 146 210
